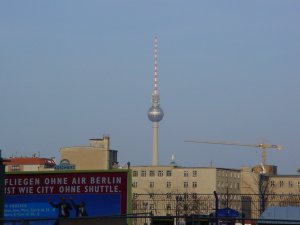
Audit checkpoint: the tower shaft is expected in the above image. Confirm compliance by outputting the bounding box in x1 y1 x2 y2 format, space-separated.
152 122 159 166
147 37 164 166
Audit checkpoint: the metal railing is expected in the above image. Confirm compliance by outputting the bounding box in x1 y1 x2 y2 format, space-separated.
1 214 300 225
1 193 300 225
132 193 300 219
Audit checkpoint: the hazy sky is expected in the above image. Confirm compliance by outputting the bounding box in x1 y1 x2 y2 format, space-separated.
1 1 300 174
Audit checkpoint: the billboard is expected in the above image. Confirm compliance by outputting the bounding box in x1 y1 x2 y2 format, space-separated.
4 170 131 219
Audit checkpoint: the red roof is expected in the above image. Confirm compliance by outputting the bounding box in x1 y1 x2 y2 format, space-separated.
3 157 55 166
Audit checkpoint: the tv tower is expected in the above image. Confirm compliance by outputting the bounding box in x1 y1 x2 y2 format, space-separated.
147 37 164 166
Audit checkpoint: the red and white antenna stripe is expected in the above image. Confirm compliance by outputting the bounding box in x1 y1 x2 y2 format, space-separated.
154 36 158 95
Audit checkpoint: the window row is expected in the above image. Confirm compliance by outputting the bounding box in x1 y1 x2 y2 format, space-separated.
217 170 240 178
183 170 198 177
133 193 200 200
132 170 199 177
132 203 199 211
132 181 198 189
217 182 240 189
133 170 172 177
270 180 300 188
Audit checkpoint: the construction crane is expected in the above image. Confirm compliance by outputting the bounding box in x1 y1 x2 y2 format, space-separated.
184 139 282 166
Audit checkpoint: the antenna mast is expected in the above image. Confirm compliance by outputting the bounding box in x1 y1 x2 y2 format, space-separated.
147 36 164 166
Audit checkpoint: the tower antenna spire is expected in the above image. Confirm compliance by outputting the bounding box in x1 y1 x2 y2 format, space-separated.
154 36 158 95
148 36 164 166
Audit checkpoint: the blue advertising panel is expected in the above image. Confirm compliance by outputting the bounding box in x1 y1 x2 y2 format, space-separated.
4 171 130 220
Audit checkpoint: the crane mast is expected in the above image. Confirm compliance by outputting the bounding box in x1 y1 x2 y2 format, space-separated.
184 140 282 166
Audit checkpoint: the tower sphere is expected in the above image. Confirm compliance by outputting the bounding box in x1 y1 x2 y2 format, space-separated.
148 106 164 122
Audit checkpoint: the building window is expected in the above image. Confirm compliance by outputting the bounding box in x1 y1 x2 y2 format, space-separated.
133 171 138 177
149 170 155 177
270 180 275 187
158 171 164 177
166 181 171 188
279 180 284 188
192 203 198 210
184 182 188 188
192 182 197 188
192 170 197 177
166 170 172 177
132 182 138 188
298 181 300 188
184 171 189 177
166 204 171 210
150 182 154 188
141 170 146 177
11 165 20 171
289 181 293 188
166 193 172 199
192 193 197 199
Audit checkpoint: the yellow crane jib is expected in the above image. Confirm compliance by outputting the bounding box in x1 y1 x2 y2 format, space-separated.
184 140 283 165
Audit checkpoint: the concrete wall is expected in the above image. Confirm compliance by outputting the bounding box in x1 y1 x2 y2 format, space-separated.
60 136 118 170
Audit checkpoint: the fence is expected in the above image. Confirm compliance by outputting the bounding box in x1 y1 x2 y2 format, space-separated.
0 217 127 225
1 193 300 225
1 214 300 225
132 193 300 220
